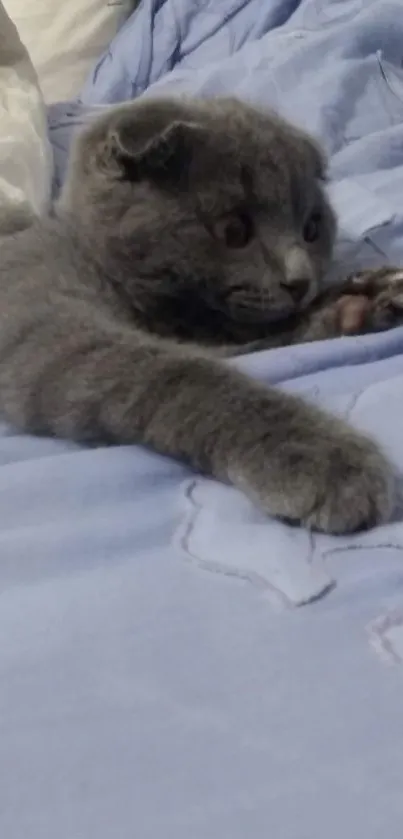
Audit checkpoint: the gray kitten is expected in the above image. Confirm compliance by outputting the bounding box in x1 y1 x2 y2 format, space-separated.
0 96 402 533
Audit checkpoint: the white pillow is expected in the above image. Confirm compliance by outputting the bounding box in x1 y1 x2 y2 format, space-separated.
2 0 135 104
0 1 52 227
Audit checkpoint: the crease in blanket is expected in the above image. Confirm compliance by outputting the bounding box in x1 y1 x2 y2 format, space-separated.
175 478 335 608
176 374 403 609
368 608 403 665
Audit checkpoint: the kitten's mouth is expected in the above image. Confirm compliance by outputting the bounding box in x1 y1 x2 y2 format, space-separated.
220 290 300 325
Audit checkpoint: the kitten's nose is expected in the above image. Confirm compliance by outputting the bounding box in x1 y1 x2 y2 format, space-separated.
283 277 310 304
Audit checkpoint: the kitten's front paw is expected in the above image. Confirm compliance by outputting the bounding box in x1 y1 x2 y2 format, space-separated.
234 430 395 534
340 266 403 333
299 435 395 533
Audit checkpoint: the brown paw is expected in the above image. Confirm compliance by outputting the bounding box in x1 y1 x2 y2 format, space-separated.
344 266 403 333
335 293 372 334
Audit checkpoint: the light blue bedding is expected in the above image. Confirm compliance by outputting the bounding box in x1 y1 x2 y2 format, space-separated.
4 1 403 837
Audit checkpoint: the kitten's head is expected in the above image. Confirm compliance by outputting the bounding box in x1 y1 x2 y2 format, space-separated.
59 97 336 342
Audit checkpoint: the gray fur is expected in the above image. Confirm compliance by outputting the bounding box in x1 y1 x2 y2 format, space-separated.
0 96 396 532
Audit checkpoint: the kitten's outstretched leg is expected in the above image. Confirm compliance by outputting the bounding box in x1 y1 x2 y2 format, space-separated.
0 303 394 534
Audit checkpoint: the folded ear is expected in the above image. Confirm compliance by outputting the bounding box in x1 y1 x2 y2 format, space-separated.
106 118 206 183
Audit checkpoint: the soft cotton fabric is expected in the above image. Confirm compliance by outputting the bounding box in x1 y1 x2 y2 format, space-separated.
0 1 52 221
2 0 137 103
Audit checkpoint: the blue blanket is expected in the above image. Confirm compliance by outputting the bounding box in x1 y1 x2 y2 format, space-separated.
4 2 403 837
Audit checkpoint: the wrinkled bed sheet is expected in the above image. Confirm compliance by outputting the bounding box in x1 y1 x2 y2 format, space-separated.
3 1 403 837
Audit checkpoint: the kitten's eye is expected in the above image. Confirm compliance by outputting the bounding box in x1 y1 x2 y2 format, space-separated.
213 212 253 249
303 211 322 243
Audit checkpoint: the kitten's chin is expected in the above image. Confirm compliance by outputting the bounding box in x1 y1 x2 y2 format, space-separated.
229 307 295 326
222 297 297 325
